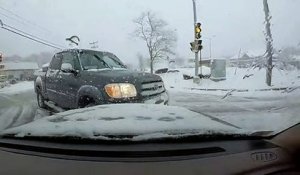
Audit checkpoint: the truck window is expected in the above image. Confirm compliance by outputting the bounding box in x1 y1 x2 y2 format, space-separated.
61 52 81 70
80 52 110 70
49 54 62 70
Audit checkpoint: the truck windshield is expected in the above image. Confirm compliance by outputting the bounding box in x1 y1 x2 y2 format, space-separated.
79 51 126 70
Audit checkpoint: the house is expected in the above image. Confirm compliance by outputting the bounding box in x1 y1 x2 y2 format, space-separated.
0 62 39 80
228 53 256 68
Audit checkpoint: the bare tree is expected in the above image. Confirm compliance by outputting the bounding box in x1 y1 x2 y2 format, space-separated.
137 53 145 71
132 11 177 74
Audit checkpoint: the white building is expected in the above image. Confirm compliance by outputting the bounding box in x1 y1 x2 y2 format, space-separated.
0 62 39 80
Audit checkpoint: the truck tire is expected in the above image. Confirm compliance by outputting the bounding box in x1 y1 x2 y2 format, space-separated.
37 89 46 109
78 96 96 108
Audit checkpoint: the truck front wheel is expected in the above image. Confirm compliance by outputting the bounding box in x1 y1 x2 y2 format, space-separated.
78 96 96 108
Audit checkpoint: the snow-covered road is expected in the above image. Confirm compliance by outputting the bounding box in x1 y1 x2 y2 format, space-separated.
169 90 300 132
0 92 37 131
0 82 37 131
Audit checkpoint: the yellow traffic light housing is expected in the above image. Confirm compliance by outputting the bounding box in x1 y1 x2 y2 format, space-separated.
195 23 202 39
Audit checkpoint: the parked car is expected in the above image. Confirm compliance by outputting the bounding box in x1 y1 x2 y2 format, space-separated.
34 49 169 109
0 75 7 82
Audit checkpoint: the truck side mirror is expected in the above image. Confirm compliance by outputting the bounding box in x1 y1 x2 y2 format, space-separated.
42 63 49 72
42 66 48 72
61 63 76 74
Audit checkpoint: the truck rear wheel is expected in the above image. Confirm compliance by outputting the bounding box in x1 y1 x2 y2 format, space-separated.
37 89 46 109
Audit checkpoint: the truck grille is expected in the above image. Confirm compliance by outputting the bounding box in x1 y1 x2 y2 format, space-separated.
141 80 165 97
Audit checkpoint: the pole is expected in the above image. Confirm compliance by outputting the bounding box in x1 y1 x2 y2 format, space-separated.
200 50 202 75
192 0 200 82
263 0 273 86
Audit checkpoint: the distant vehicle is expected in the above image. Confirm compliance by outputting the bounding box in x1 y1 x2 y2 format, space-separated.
155 68 168 74
0 75 7 82
9 79 17 84
167 69 180 73
35 49 169 109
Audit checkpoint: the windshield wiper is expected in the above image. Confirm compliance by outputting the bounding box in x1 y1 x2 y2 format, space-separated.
188 109 242 129
93 54 112 69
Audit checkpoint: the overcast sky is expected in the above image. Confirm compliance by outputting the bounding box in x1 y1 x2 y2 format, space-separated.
0 0 299 64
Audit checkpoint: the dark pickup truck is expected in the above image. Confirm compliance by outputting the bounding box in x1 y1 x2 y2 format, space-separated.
34 49 168 109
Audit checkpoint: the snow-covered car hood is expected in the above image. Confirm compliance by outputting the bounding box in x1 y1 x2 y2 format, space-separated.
1 104 299 141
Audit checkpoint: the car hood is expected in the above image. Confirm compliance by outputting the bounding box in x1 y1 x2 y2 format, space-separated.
0 104 270 141
81 69 162 84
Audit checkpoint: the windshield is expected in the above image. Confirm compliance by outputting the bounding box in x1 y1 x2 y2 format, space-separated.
79 51 126 70
0 0 299 142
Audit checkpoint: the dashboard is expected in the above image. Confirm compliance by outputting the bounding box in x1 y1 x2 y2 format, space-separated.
0 125 299 175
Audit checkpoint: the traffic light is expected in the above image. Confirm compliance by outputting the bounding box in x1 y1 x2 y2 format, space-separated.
195 22 202 39
190 42 196 52
0 53 2 63
190 22 203 53
190 40 203 53
196 40 203 51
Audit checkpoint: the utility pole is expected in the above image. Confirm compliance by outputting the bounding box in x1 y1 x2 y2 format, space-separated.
192 0 200 83
263 0 273 86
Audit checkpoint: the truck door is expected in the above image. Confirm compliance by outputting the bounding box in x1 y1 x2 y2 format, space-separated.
46 54 62 103
57 52 82 108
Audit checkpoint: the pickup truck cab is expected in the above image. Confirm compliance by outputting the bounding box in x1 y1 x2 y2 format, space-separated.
34 49 168 109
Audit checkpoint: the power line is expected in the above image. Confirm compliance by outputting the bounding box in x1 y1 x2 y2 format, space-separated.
0 5 52 34
2 26 62 50
0 5 65 49
3 23 65 49
0 20 64 50
0 11 27 25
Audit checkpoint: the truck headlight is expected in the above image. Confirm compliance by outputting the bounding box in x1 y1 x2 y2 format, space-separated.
105 83 137 98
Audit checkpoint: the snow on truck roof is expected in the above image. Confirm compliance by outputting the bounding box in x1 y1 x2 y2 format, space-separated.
59 49 114 55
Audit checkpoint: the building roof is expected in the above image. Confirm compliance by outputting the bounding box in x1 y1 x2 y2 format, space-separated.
0 62 39 71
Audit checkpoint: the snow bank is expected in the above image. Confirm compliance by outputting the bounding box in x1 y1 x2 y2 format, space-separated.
160 67 300 94
0 81 34 95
